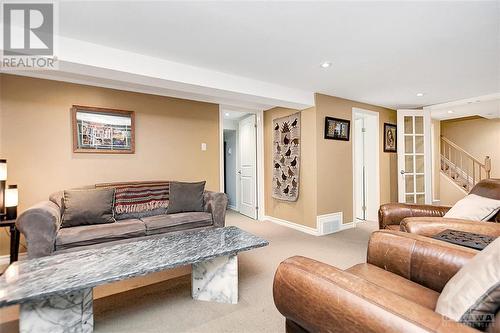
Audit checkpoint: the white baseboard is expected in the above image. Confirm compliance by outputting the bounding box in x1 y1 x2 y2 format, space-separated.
228 205 238 211
263 212 355 236
263 215 319 236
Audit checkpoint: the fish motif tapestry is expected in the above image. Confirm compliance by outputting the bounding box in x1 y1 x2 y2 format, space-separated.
272 112 300 201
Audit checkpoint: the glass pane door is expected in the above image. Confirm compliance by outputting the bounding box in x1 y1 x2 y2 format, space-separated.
397 110 431 204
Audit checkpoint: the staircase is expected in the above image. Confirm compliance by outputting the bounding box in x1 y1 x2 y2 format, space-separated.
440 136 491 193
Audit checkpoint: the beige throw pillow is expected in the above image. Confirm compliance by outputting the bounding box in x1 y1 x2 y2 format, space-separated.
444 194 500 221
435 237 500 331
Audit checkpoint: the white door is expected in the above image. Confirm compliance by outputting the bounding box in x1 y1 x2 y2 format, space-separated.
353 109 379 222
238 115 257 219
397 110 432 204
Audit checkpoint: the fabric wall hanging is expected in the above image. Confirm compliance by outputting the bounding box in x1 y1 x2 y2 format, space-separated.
272 113 300 201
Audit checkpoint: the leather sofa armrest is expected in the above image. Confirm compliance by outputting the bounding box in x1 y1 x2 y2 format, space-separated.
378 203 450 229
401 217 500 237
15 201 62 259
273 256 476 333
367 230 477 292
203 191 228 228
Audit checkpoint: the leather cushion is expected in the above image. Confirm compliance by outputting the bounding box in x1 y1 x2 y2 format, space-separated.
141 212 212 235
385 224 400 231
56 219 145 250
346 263 440 310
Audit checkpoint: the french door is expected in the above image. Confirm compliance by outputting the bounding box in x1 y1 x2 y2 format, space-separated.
397 110 432 205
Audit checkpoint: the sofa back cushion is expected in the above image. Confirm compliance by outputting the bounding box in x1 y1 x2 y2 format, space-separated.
470 178 500 222
62 188 116 227
96 181 170 220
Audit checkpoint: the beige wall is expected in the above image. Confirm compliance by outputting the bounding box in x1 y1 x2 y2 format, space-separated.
314 94 397 222
0 74 220 255
264 94 397 227
439 172 467 206
264 107 317 228
441 117 500 178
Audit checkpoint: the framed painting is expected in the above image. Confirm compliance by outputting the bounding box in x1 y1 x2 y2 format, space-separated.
324 116 350 141
383 123 397 152
71 105 135 153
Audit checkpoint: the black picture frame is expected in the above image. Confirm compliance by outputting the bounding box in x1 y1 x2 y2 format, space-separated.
383 123 397 153
324 117 350 141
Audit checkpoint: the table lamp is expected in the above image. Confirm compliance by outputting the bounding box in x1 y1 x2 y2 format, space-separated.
0 159 6 219
5 185 18 220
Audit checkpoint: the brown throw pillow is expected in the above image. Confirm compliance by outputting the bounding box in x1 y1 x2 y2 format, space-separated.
167 181 205 214
62 188 116 227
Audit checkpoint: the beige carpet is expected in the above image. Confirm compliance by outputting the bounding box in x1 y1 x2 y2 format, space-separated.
91 211 377 333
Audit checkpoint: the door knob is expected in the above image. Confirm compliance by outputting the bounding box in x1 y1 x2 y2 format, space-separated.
400 170 405 175
238 170 242 175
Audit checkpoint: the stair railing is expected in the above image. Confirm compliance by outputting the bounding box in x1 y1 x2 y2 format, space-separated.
440 136 491 191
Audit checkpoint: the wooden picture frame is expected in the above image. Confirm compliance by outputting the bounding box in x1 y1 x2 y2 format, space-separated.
383 123 397 153
324 116 350 141
71 105 135 154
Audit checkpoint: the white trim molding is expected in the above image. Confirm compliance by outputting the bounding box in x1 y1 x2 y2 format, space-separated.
263 215 319 236
263 212 355 236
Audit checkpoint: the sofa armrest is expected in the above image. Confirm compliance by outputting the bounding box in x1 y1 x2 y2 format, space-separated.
367 230 477 292
15 201 62 259
401 217 500 237
203 191 228 228
273 256 476 333
378 203 450 229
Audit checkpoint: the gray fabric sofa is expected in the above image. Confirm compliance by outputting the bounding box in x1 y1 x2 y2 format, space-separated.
16 181 228 259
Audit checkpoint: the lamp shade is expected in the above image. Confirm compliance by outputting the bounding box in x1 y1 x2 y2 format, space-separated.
0 159 6 181
5 185 18 207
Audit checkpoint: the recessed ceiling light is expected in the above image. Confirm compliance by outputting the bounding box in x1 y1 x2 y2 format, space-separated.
320 61 332 68
416 93 424 97
447 110 454 114
225 113 230 117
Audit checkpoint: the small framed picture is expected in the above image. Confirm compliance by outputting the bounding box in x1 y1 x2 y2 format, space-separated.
71 105 135 154
384 123 397 153
324 117 350 141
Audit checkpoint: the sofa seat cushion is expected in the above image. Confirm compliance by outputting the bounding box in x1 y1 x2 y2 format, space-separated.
346 263 440 310
56 219 146 250
141 212 213 235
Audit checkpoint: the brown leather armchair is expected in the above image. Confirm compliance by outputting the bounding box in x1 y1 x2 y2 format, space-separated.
273 231 495 333
379 179 500 237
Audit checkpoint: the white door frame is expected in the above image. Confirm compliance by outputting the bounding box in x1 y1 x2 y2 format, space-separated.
351 108 380 223
219 106 265 220
396 109 433 204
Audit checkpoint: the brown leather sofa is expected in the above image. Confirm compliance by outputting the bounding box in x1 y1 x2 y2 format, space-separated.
273 230 497 333
378 178 500 237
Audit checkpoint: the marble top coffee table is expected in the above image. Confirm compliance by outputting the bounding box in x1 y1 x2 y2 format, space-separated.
0 226 268 333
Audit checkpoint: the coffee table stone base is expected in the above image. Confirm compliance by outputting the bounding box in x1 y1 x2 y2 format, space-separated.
192 255 238 304
19 288 93 333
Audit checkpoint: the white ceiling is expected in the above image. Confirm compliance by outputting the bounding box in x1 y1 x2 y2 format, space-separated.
424 93 500 120
56 1 500 110
4 2 498 111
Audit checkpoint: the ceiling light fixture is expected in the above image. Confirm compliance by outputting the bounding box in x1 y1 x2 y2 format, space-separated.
320 61 332 69
447 110 454 114
416 93 424 97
